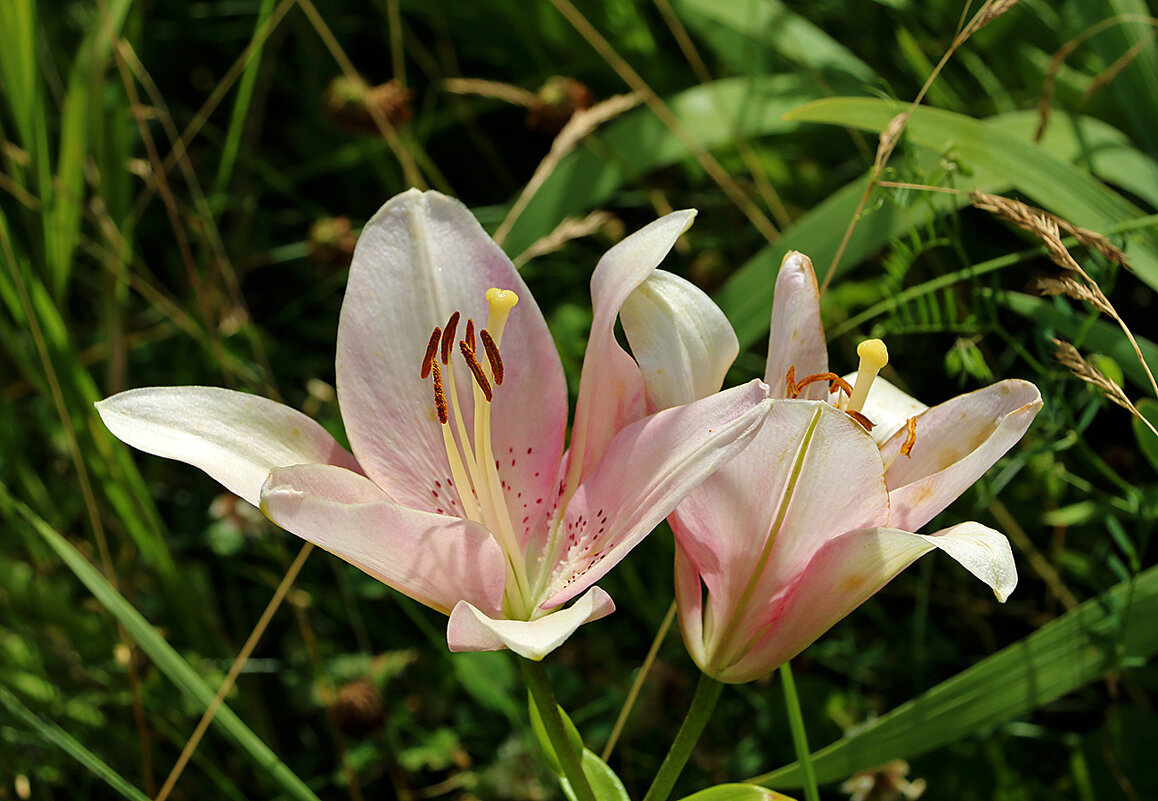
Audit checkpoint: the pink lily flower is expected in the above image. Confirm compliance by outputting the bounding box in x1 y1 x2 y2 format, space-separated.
624 252 1041 683
96 190 771 660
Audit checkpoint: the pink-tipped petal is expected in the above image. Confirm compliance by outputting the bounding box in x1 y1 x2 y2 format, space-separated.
541 379 772 608
884 380 1042 531
336 189 566 526
620 269 739 410
446 586 615 660
671 400 888 638
568 210 697 486
710 521 1016 683
765 252 828 400
95 386 360 507
259 464 507 616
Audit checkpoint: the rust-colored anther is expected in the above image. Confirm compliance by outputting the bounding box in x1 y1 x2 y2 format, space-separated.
431 361 448 424
480 329 504 385
792 371 854 399
421 327 441 379
900 416 918 458
846 410 875 431
440 311 460 365
463 318 476 353
460 341 493 401
785 365 798 398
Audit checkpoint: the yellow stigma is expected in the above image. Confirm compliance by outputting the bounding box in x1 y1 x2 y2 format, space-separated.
846 338 888 415
486 288 519 344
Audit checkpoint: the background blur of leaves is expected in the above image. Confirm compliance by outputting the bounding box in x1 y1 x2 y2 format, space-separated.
2 0 1156 799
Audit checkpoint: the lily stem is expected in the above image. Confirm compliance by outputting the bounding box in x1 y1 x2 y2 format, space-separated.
520 658 596 801
780 661 821 801
641 672 725 801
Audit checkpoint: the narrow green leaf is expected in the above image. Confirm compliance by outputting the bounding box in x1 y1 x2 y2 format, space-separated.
1133 399 1158 475
755 563 1158 788
0 685 151 801
561 750 631 801
678 784 795 801
992 290 1158 392
784 98 1158 289
1 487 323 801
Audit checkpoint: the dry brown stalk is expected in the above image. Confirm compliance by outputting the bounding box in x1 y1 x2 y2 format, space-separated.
1052 339 1158 439
443 78 538 107
513 211 614 267
963 0 1021 38
494 92 643 245
971 192 1158 403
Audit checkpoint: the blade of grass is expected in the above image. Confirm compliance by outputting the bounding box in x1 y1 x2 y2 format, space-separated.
1 485 324 801
0 685 151 801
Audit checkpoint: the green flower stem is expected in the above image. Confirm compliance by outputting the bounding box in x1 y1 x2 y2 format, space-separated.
642 673 725 801
780 662 821 801
520 658 596 801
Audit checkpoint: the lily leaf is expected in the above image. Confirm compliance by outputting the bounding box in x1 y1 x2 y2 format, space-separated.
1133 399 1158 475
752 561 1158 788
677 783 796 800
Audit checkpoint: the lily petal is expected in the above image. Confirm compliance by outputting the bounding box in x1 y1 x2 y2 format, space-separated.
883 380 1042 531
765 252 828 400
95 386 360 507
542 379 772 608
446 586 615 660
568 210 696 487
620 269 738 410
711 521 1016 683
259 464 507 616
336 189 567 524
672 401 888 652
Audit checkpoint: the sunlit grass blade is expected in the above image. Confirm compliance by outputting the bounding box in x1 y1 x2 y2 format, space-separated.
0 685 152 801
2 487 324 801
784 98 1158 289
753 562 1158 788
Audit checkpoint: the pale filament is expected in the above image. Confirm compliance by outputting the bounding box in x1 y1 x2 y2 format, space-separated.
423 288 531 616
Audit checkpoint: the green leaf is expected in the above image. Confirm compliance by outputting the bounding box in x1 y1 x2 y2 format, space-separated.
0 685 151 801
500 75 827 256
527 690 584 776
561 750 631 801
754 562 1158 788
784 98 1158 289
1133 398 1158 474
1 486 323 801
678 784 796 801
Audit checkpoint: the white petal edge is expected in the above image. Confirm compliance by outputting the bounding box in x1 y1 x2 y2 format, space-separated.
446 586 616 660
620 269 739 410
96 386 361 507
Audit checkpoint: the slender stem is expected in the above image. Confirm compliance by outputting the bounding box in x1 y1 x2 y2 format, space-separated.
520 659 596 801
641 673 725 801
602 601 677 760
780 662 820 801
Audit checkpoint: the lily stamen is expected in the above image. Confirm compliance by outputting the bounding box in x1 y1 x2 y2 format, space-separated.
480 329 504 385
901 416 918 458
440 311 459 364
431 360 448 424
846 410 874 432
460 340 493 401
421 326 441 380
463 318 476 353
785 366 854 400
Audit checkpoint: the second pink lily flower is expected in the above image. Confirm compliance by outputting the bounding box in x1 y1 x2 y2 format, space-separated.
624 252 1041 683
